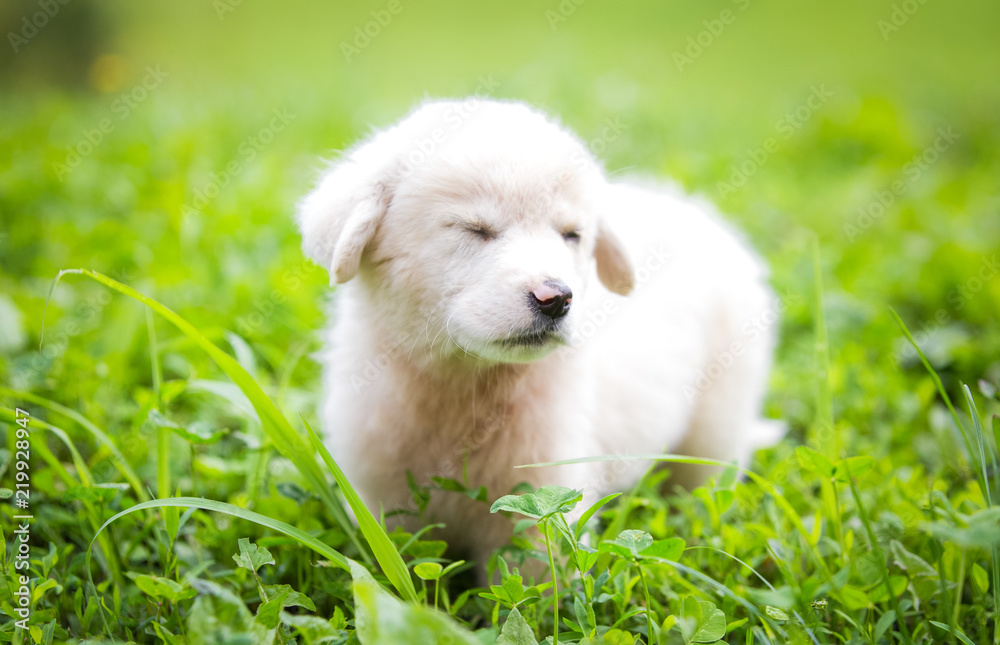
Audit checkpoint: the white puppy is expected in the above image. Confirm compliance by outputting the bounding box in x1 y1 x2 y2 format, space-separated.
298 98 780 564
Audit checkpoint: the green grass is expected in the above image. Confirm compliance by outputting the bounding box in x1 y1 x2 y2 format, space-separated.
1 1 1000 643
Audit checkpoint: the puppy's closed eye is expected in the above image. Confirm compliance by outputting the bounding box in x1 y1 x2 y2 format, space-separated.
561 230 581 244
465 223 497 241
449 219 497 241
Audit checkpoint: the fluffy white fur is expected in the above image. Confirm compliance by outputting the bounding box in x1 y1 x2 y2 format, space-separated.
298 98 781 565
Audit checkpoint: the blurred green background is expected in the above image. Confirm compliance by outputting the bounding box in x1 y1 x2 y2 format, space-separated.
1 0 999 477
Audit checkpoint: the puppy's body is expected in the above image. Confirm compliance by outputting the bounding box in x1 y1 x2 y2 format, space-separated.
300 99 778 563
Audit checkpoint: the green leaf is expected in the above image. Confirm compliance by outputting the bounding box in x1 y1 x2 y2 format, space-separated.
680 596 701 635
691 607 726 643
575 543 600 573
971 563 990 594
176 421 229 444
255 586 289 629
834 455 875 482
796 446 835 477
718 465 738 489
659 614 678 642
146 407 179 430
868 575 908 603
414 562 443 581
152 621 183 645
889 540 939 597
502 574 525 604
889 540 937 578
431 477 489 503
133 574 196 604
490 572 526 607
680 596 726 644
186 579 271 645
30 577 60 604
282 613 347 645
233 537 275 573
838 585 871 610
490 485 584 520
874 610 896 643
497 606 538 645
713 489 735 514
922 506 1000 549
640 537 686 562
601 529 654 560
595 629 638 644
262 584 316 611
276 481 311 504
573 595 592 635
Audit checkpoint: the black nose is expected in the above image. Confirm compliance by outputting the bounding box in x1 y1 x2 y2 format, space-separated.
530 280 573 320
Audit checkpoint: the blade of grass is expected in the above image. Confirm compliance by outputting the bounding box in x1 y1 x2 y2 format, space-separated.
543 518 561 645
890 309 979 483
927 492 958 645
397 522 446 557
961 385 1000 645
0 407 124 586
810 236 837 457
574 492 621 541
147 308 162 398
0 387 148 502
16 422 73 484
147 309 178 544
892 310 995 644
276 339 312 409
834 609 876 645
893 310 997 643
45 268 370 564
811 239 843 549
85 496 355 639
88 496 350 569
930 621 977 645
843 458 914 645
961 384 995 505
303 417 419 603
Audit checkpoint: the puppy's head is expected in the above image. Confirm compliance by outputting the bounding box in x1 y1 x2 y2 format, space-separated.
298 99 634 364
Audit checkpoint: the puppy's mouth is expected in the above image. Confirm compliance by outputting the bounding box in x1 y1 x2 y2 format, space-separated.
497 330 555 348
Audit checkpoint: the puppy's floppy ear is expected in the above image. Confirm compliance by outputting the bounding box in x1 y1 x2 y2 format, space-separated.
297 136 400 285
329 183 391 284
594 219 635 296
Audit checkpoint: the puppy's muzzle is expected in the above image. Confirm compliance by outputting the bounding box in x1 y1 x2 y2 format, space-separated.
530 280 572 320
